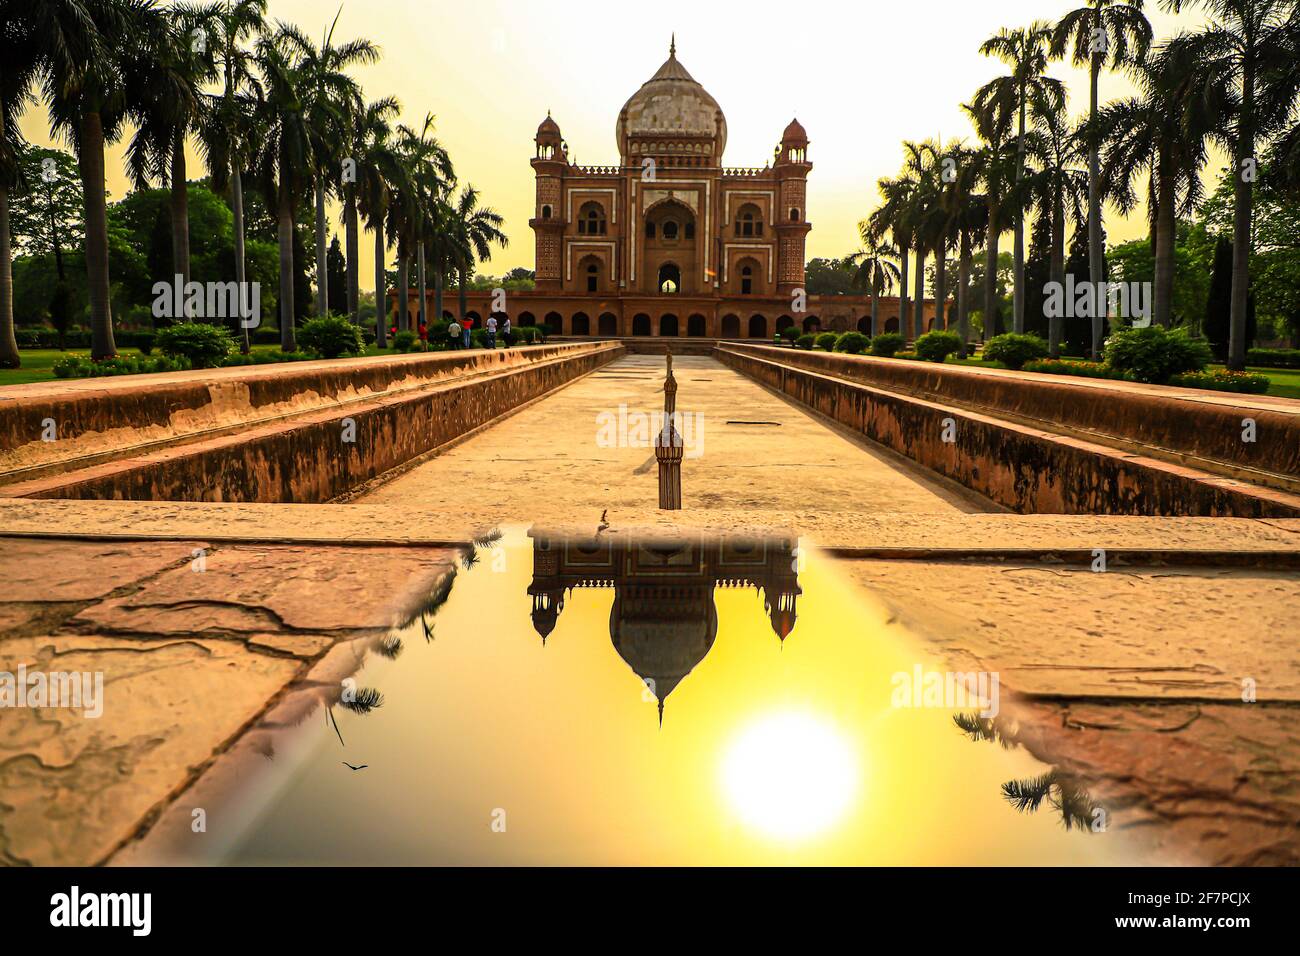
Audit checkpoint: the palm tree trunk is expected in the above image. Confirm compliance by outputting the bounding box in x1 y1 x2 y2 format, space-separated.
957 230 972 358
983 206 1001 343
914 247 925 338
397 254 409 332
869 275 879 338
458 261 468 325
374 219 387 349
0 184 18 369
434 261 444 325
170 131 191 315
345 187 360 325
1228 63 1255 371
80 111 116 360
1087 39 1105 360
232 166 250 353
1013 93 1027 333
898 243 910 335
1153 150 1176 329
277 181 296 352
417 242 427 330
933 238 947 331
315 177 327 317
1049 184 1066 357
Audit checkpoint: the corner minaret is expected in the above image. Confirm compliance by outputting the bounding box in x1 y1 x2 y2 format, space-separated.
530 112 567 291
774 118 813 296
654 351 683 510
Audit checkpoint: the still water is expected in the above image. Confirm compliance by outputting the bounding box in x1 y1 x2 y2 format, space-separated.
188 529 1130 865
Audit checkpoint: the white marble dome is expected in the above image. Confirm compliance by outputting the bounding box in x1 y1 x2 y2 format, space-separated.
617 41 727 155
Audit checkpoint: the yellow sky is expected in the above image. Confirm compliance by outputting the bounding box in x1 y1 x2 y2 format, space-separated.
19 0 1216 294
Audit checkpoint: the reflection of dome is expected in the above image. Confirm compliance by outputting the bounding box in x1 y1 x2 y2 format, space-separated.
616 39 727 157
611 583 717 725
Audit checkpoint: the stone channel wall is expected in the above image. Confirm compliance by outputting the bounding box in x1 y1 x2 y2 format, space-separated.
718 343 1300 517
2 343 621 503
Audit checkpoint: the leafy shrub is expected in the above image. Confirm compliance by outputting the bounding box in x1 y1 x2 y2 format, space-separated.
869 332 906 357
815 331 838 351
297 315 364 359
983 332 1049 370
1022 359 1124 379
52 353 190 378
156 322 235 368
834 331 870 354
796 333 816 350
1102 326 1211 384
134 330 156 356
1246 348 1300 369
777 325 800 344
220 350 314 366
392 330 418 353
1167 369 1270 394
914 329 962 363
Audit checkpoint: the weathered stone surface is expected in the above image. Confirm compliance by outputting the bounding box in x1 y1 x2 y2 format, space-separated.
0 635 300 866
70 544 458 635
1002 699 1300 865
0 539 204 602
838 558 1300 701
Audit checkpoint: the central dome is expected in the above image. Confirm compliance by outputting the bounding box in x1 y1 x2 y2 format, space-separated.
617 39 727 158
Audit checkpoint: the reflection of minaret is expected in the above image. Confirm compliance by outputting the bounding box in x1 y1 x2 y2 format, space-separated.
654 352 683 510
765 586 799 641
528 538 566 644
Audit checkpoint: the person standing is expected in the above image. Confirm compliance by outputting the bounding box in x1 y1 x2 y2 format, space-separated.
461 318 472 349
502 316 512 348
447 320 461 349
486 314 498 349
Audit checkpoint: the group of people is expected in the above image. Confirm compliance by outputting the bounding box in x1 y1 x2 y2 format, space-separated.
387 315 511 350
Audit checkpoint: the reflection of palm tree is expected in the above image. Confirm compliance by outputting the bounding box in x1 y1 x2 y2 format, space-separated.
1002 771 1099 831
339 686 384 714
953 711 1016 747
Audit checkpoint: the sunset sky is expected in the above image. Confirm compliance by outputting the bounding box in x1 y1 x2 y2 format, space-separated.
19 0 1217 294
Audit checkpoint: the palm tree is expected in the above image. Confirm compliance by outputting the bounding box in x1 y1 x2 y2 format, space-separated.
283 12 377 319
846 224 901 337
973 22 1064 334
1053 1 1153 356
938 142 984 355
251 25 317 351
0 0 42 368
1028 111 1086 354
899 140 936 338
354 97 402 348
40 0 165 360
966 104 1019 343
1166 0 1300 369
1098 43 1215 329
868 175 918 337
447 185 506 326
196 0 267 352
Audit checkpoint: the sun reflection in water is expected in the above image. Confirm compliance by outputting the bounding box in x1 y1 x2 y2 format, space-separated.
720 711 860 842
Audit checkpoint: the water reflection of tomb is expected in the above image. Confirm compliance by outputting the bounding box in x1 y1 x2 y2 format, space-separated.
528 532 801 722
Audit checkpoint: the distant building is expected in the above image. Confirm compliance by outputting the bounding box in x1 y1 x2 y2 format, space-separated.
392 40 944 338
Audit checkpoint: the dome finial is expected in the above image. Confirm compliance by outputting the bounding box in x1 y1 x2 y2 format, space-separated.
670 33 676 57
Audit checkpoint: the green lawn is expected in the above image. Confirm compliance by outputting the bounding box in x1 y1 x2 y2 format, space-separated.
0 343 398 387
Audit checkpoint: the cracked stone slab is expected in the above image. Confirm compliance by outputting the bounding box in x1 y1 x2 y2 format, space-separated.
68 543 459 635
0 634 300 866
838 560 1300 702
0 539 206 602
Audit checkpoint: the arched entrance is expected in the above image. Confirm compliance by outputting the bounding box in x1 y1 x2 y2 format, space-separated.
801 315 819 333
748 315 767 338
687 314 706 337
657 263 681 295
885 316 899 333
571 312 591 336
776 315 794 334
598 312 618 336
721 314 740 338
857 316 872 333
632 313 651 336
544 311 563 334
518 311 536 327
660 314 679 337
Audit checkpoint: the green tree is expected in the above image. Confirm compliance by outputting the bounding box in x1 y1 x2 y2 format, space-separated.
326 234 346 315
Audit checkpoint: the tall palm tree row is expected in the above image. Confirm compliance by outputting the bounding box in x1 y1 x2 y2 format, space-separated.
868 1 1298 369
0 1 504 365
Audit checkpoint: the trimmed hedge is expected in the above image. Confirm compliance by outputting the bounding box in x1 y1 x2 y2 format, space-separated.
156 322 236 368
815 331 838 351
1022 359 1124 379
796 333 816 350
869 332 906 357
297 315 364 359
834 331 870 354
983 333 1049 370
914 330 962 363
1103 326 1211 384
1168 369 1270 394
1246 348 1300 369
